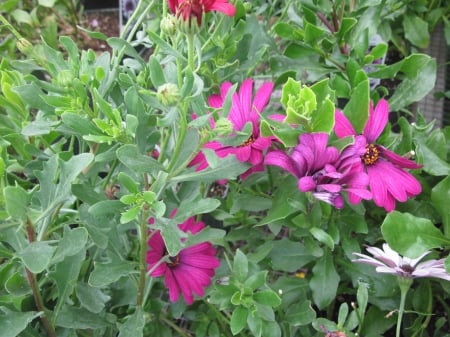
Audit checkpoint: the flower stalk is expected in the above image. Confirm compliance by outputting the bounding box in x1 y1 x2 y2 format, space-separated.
396 277 413 337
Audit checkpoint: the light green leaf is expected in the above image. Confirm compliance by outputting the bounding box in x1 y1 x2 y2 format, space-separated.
89 261 137 287
17 241 56 273
52 227 88 263
234 249 249 282
381 211 450 258
310 227 335 250
38 0 56 7
55 305 114 329
3 185 32 223
117 144 164 174
402 14 429 48
230 306 248 335
253 289 281 307
118 308 146 337
48 249 85 317
0 307 41 337
76 283 111 314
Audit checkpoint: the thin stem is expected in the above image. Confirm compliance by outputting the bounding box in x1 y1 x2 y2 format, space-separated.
187 33 195 71
24 218 57 337
136 175 151 307
396 277 413 337
0 14 22 39
160 316 192 337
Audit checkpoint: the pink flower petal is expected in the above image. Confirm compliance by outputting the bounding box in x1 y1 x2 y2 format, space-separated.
334 109 357 138
364 99 389 143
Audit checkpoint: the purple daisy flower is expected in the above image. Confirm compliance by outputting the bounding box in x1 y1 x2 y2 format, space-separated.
334 99 422 212
146 213 220 304
353 243 450 281
265 133 371 209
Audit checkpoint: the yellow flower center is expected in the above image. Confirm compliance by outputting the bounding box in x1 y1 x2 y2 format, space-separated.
238 135 255 147
362 144 379 165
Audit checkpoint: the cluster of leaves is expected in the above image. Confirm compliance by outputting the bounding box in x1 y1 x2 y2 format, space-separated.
0 0 449 337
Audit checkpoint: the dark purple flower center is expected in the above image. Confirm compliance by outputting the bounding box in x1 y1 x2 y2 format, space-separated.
238 135 255 147
401 264 414 274
362 143 379 165
168 254 180 267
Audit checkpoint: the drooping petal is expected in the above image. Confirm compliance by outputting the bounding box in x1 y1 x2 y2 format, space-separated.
379 147 423 169
364 99 389 143
253 81 274 115
265 150 301 177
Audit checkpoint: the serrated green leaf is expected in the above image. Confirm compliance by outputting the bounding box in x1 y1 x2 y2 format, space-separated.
3 185 32 223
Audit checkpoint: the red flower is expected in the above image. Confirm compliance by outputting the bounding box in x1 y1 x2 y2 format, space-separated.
146 214 220 304
168 0 236 26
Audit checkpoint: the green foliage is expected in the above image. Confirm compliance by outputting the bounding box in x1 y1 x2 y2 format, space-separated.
0 0 449 337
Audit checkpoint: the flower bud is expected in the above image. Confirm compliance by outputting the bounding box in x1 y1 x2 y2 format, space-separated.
160 15 177 36
157 83 180 107
214 118 233 136
56 69 74 87
16 38 33 55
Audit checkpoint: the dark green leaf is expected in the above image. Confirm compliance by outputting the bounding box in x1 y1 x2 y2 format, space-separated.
117 144 164 174
89 261 137 287
310 250 340 309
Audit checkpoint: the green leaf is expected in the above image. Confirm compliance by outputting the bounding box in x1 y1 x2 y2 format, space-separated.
48 249 85 318
34 153 94 232
269 238 322 272
117 144 164 175
0 307 41 337
343 77 369 134
233 249 249 282
76 282 110 314
170 156 250 183
118 308 146 337
3 185 32 223
118 172 140 194
230 306 248 335
55 305 114 329
310 250 340 309
253 289 281 307
149 56 166 87
381 211 450 258
310 227 335 250
285 300 316 326
431 176 450 236
89 261 137 287
17 241 56 273
52 227 88 263
38 0 56 7
174 198 221 222
107 37 145 64
61 112 102 135
160 222 185 257
389 57 436 111
244 271 268 290
402 14 429 48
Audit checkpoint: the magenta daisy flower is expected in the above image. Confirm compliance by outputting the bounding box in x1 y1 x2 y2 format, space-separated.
353 243 450 281
168 0 235 26
265 133 371 209
334 99 422 212
191 78 276 179
146 214 220 304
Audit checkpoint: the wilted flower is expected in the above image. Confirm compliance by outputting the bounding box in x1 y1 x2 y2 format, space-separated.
168 0 236 26
146 214 220 304
265 133 371 209
334 99 422 212
191 78 277 179
352 243 450 281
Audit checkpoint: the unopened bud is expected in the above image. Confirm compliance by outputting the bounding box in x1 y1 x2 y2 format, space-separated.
157 83 180 107
56 69 74 87
214 118 233 136
16 38 33 55
160 15 177 36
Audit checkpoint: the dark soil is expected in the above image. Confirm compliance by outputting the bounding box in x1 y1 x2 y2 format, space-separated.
78 9 121 52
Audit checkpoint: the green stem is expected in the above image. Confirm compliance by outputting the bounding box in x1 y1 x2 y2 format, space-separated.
187 33 195 71
396 277 413 337
160 316 192 337
0 14 22 39
24 218 56 337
